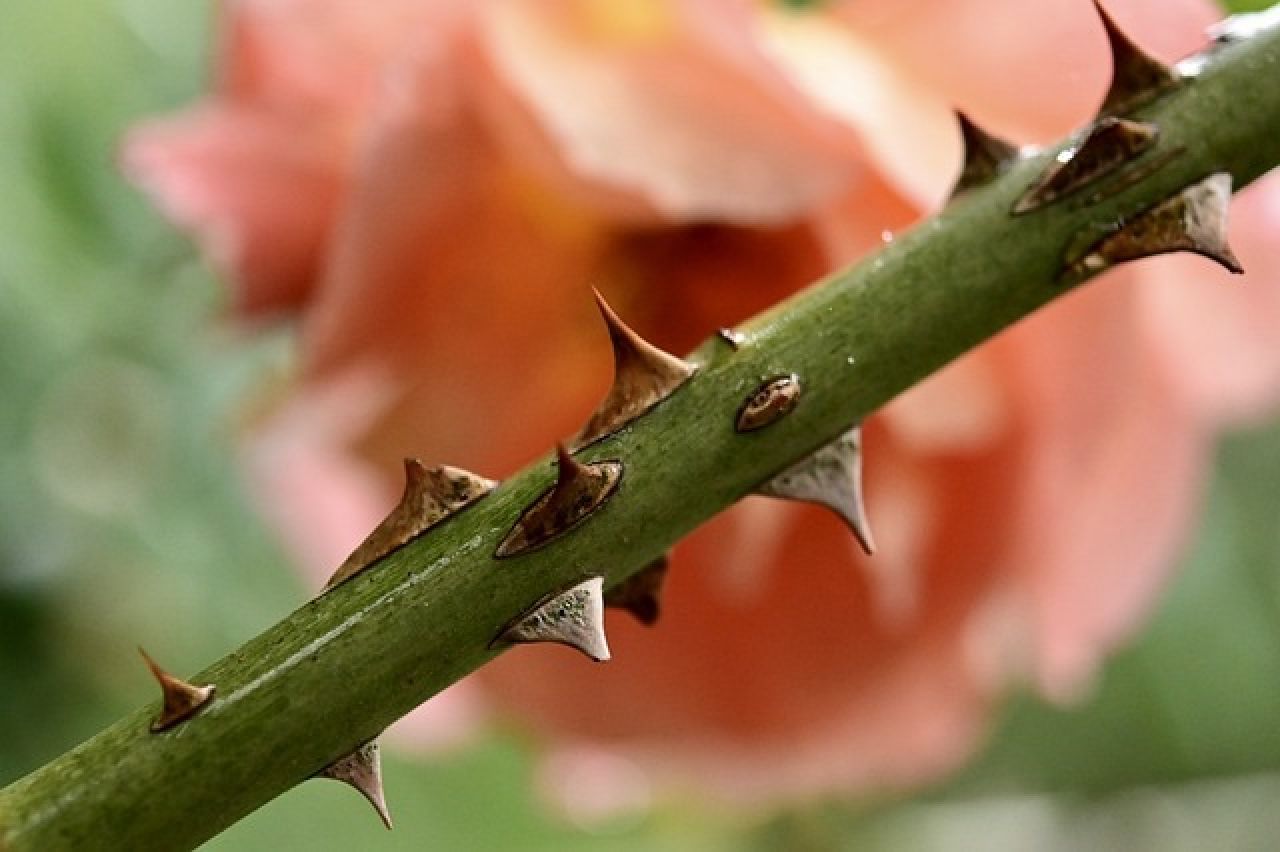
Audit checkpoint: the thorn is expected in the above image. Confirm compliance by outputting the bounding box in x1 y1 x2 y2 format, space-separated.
495 445 623 558
495 576 611 662
736 374 802 433
317 740 393 830
573 289 696 448
1082 145 1185 207
1012 117 1159 214
1065 172 1244 280
139 648 215 733
716 328 747 350
326 459 495 590
1093 0 1181 117
756 426 875 554
604 555 669 626
950 112 1017 197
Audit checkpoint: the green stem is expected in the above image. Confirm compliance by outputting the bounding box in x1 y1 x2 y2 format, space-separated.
4 20 1280 852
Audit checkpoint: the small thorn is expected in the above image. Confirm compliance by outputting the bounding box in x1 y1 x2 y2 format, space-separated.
495 576 611 662
139 648 215 733
327 459 495 590
1065 172 1244 280
317 740 393 830
756 426 874 554
716 328 747 350
1094 0 1180 117
736 374 802 433
495 445 623 558
573 289 696 449
605 555 669 626
950 112 1017 197
1012 117 1158 214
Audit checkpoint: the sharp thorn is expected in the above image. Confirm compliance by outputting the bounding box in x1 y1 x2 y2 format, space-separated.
604 555 669 626
736 374 802 433
1093 0 1181 117
1066 172 1244 279
755 426 875 555
495 445 623 558
950 112 1018 198
573 288 696 449
1012 117 1159 214
327 459 495 590
317 740 393 830
495 576 611 662
139 647 215 733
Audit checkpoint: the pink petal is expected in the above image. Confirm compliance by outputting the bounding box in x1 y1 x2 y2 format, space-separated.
992 277 1209 701
1135 174 1280 424
477 0 861 222
122 105 344 315
833 0 1219 141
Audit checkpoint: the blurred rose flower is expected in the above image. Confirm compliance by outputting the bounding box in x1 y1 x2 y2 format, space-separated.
124 0 1280 806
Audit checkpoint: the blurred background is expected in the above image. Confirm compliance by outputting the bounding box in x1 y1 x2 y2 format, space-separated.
3 1 1280 849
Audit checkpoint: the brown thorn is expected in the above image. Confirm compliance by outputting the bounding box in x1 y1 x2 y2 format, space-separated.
736 374 802 433
494 576 611 662
495 445 623 558
1064 171 1244 280
755 426 875 555
604 555 669 626
326 459 495 590
139 647 215 733
1093 0 1181 118
1012 117 1159 214
950 112 1018 198
317 740 393 830
573 288 697 449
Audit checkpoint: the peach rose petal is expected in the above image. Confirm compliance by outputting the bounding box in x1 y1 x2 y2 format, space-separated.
756 8 958 211
833 0 1218 141
123 106 345 314
478 0 859 222
993 278 1208 701
1135 175 1280 424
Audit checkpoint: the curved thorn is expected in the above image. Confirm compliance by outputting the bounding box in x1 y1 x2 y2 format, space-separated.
139 648 215 733
326 459 495 590
1012 117 1159 214
573 288 697 449
604 555 669 626
756 426 875 555
1065 172 1244 279
951 112 1017 198
317 740 392 830
495 445 623 558
1094 0 1180 117
495 576 610 662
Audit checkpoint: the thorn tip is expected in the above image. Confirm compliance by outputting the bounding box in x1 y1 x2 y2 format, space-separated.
573 289 696 448
317 740 392 830
139 647 215 733
496 576 611 662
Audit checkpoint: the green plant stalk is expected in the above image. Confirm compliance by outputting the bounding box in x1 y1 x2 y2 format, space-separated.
4 22 1280 852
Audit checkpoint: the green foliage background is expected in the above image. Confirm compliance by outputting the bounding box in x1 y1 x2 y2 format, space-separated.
1 2 1277 848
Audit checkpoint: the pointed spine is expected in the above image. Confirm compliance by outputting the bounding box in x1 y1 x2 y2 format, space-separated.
573 289 697 449
316 740 392 830
755 426 874 555
139 648 215 733
495 445 623 558
950 112 1017 198
1012 117 1158 214
604 555 669 626
495 576 610 662
1094 0 1181 118
1065 171 1244 279
326 459 495 590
